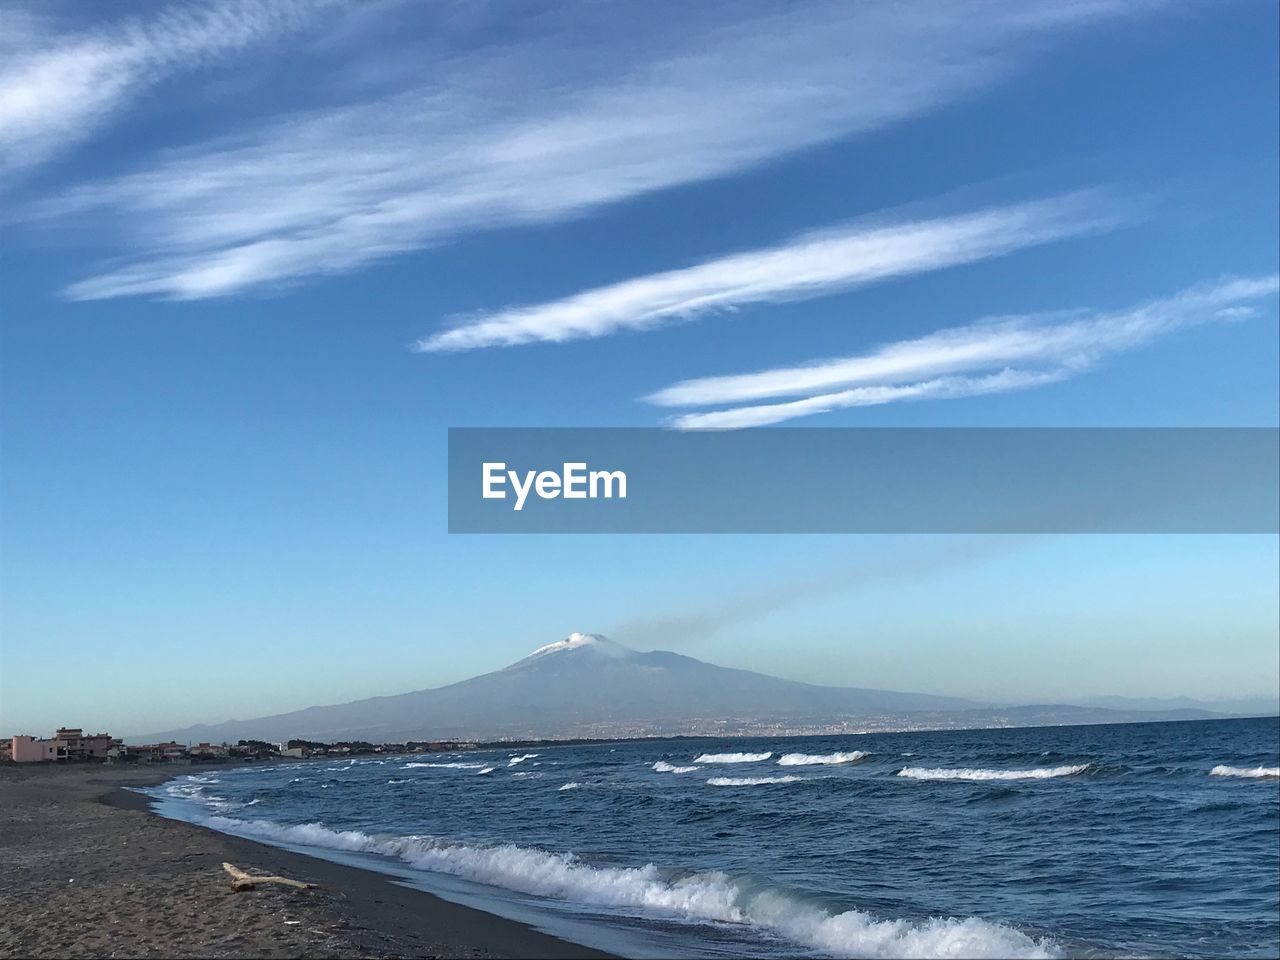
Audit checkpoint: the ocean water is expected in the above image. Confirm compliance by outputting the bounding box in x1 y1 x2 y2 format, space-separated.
146 717 1279 959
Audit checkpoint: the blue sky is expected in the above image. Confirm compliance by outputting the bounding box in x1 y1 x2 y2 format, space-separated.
1 0 1277 734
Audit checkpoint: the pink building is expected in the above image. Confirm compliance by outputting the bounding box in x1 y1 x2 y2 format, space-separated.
7 728 120 763
11 735 60 762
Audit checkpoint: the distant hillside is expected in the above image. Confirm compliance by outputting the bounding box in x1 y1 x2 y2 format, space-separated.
133 633 980 743
133 633 1256 745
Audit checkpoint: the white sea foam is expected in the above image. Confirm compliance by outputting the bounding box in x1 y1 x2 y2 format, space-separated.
777 751 867 766
693 752 773 764
1210 764 1280 779
508 753 539 766
707 775 804 787
653 761 700 774
897 765 1089 781
210 797 263 811
195 814 1058 959
477 767 495 775
165 778 228 804
403 761 486 769
386 778 414 785
559 782 581 791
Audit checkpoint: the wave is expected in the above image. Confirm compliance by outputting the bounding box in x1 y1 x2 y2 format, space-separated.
386 778 414 785
206 796 262 812
693 752 772 764
777 751 867 766
559 782 581 791
897 765 1089 782
1210 764 1280 779
194 814 1057 959
477 767 495 775
507 753 539 766
707 775 803 787
403 761 486 769
653 761 700 774
165 778 230 805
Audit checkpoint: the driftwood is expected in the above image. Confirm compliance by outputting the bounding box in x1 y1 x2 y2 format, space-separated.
222 862 317 892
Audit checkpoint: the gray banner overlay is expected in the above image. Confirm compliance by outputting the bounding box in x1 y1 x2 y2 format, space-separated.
447 428 1279 534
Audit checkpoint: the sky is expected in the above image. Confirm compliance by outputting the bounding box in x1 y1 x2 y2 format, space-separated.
1 0 1277 736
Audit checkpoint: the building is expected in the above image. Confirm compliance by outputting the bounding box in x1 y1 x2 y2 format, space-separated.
7 728 120 763
123 741 187 763
189 742 229 759
53 728 118 761
10 735 60 762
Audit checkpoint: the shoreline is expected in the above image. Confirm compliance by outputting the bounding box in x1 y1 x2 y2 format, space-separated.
0 764 614 959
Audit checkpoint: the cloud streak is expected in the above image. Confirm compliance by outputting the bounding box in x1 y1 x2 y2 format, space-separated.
27 0 1159 301
654 275 1280 429
417 194 1122 351
0 1 325 180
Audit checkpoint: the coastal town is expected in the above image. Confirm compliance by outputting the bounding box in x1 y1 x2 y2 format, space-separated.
1 727 475 765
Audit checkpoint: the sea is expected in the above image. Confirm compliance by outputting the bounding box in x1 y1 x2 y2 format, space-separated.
144 717 1280 959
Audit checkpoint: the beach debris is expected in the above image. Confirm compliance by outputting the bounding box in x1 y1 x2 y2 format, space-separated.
222 862 317 892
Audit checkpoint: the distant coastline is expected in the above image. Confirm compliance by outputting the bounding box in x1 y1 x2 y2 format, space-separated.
126 633 1280 748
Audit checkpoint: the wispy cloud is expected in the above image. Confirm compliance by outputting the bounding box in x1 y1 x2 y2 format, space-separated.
654 275 1280 429
26 0 1159 301
0 1 325 180
668 369 1072 430
418 194 1123 351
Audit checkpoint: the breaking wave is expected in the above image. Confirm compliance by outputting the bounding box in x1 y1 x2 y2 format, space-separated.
477 767 495 775
559 782 581 791
694 752 772 764
1210 765 1280 779
707 775 804 787
777 751 867 766
403 761 486 770
194 814 1058 959
898 765 1089 782
653 761 700 774
508 753 539 766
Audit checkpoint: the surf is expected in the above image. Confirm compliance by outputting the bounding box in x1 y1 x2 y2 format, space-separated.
1209 764 1280 779
193 813 1060 960
693 751 772 763
777 751 867 766
897 764 1089 781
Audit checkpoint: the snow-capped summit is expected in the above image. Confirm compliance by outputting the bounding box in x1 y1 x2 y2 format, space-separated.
523 632 631 661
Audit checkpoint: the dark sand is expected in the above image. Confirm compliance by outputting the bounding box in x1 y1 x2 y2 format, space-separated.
0 764 614 959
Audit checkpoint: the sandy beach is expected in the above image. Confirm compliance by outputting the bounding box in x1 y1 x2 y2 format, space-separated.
0 764 612 959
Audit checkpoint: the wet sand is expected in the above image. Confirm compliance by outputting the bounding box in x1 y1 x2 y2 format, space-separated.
0 764 613 959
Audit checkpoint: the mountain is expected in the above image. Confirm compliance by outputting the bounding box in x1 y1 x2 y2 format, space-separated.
134 634 1261 745
133 633 984 743
1075 694 1280 717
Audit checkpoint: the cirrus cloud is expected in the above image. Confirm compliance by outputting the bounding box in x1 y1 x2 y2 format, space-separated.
654 275 1280 429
